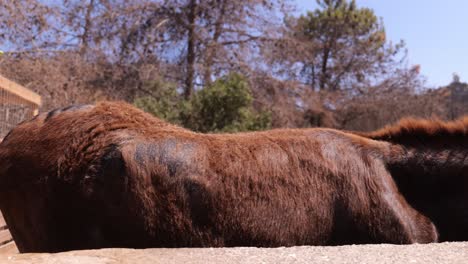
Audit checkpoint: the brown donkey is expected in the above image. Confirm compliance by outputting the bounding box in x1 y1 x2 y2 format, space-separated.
0 102 438 252
359 117 468 242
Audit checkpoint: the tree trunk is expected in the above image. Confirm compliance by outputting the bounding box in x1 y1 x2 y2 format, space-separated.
203 0 227 86
80 0 95 55
184 0 197 99
319 46 330 91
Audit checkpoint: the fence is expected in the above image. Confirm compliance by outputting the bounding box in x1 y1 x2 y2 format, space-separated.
0 74 41 139
0 212 16 254
0 74 41 254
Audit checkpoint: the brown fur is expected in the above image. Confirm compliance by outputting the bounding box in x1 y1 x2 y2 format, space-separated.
362 116 468 141
0 102 439 253
358 116 468 242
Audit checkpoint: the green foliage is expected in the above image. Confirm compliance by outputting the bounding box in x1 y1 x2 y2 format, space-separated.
134 73 271 133
294 0 395 91
134 78 184 125
186 73 271 132
308 0 384 43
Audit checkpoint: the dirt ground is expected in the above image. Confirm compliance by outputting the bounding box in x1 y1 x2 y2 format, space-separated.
0 242 467 264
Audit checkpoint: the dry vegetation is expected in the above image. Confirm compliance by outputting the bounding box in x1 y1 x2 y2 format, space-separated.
0 0 466 131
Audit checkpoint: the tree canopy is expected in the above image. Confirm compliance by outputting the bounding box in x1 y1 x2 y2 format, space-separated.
1 0 461 132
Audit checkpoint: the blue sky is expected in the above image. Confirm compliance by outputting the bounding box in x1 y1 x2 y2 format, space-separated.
296 0 468 88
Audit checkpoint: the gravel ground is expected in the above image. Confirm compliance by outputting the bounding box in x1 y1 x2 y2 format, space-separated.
1 242 467 264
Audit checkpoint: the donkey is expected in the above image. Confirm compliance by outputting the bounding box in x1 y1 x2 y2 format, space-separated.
0 101 439 252
358 117 468 242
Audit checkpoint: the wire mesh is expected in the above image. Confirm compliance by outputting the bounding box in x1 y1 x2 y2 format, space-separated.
0 79 40 139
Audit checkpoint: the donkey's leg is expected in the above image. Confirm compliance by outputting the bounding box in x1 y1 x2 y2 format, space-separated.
0 185 52 252
364 191 438 244
353 162 438 244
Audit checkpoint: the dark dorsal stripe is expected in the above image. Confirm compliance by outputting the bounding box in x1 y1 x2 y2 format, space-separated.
45 104 94 122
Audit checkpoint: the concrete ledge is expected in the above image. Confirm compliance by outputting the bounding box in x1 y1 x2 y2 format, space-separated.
0 242 467 264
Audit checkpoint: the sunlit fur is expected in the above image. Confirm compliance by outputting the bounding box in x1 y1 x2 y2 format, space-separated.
1 102 456 253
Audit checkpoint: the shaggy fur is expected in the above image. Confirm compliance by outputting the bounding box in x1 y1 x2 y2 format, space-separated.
358 117 468 242
0 102 442 252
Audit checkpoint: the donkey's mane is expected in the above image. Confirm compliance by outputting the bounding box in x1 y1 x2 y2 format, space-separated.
360 116 468 142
